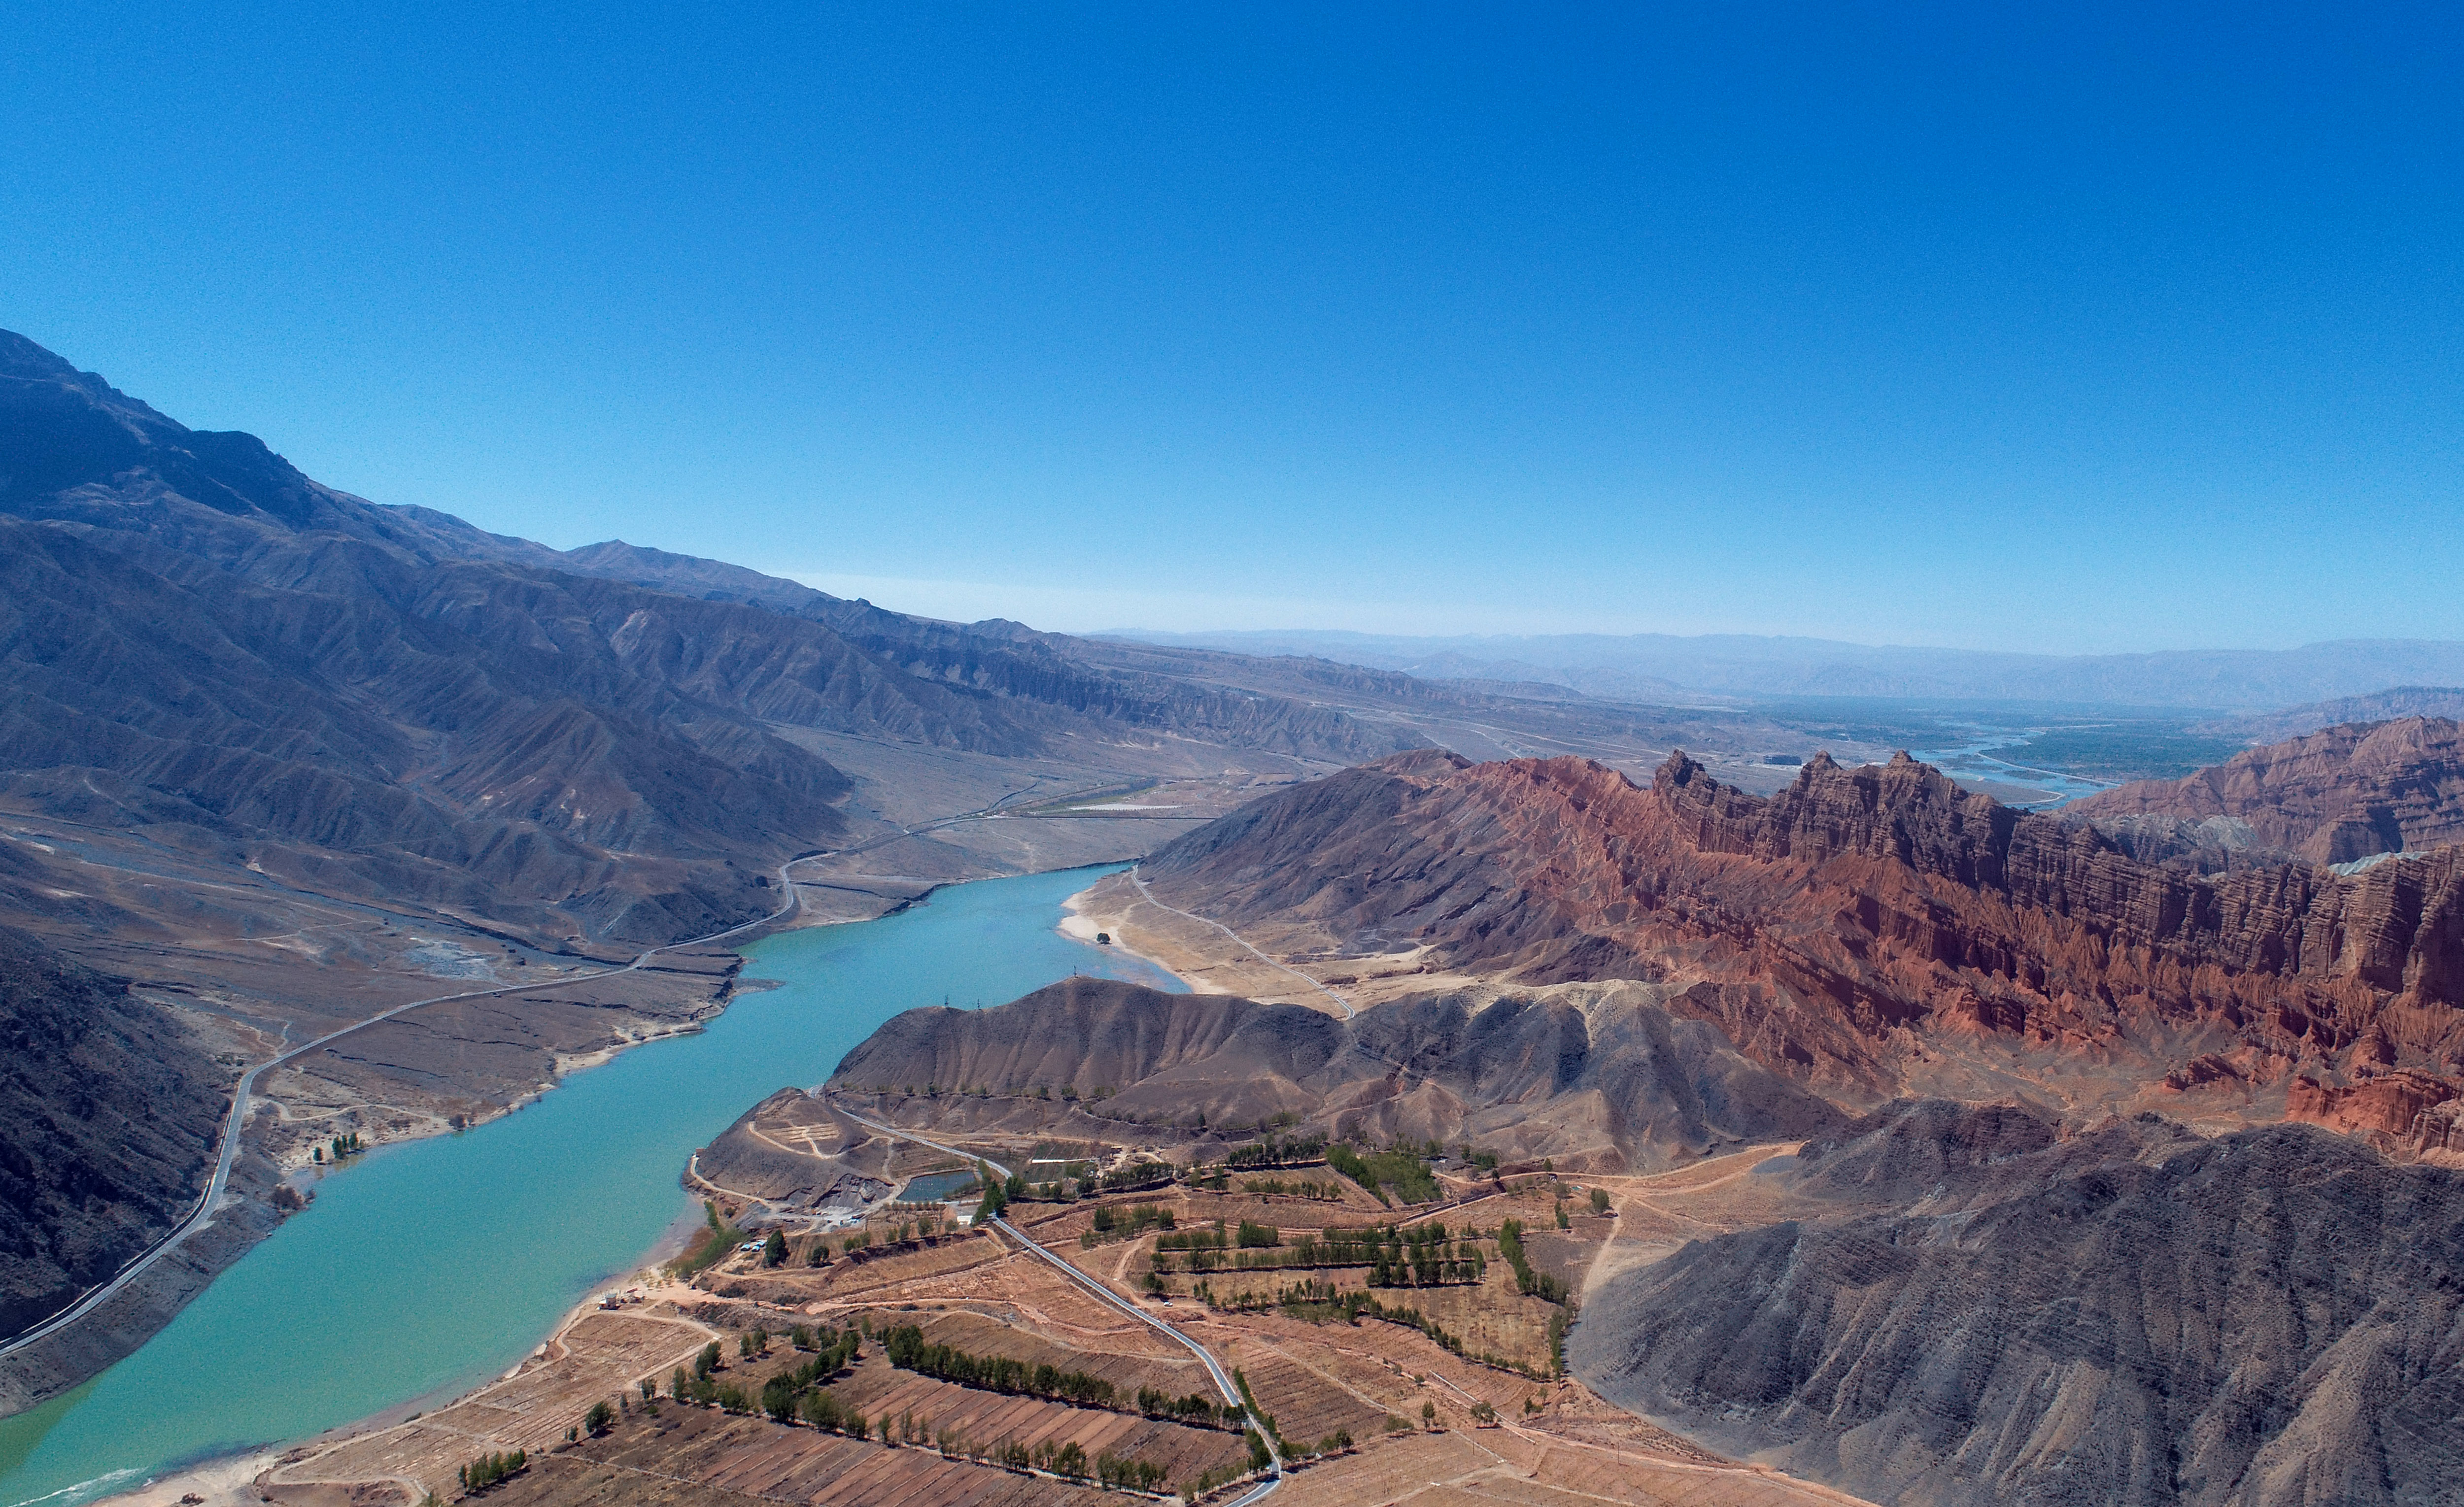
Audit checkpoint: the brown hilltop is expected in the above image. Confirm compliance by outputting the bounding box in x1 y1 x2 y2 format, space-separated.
2070 714 2464 866
822 974 1842 1172
1143 748 2464 1139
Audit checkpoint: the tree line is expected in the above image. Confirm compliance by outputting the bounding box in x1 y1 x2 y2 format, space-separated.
457 1450 525 1492
882 1324 1117 1407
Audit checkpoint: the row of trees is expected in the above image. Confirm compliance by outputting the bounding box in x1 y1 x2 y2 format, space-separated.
1496 1219 1569 1304
1153 1220 1487 1286
1089 1200 1175 1237
1224 1132 1326 1169
751 1326 865 1420
1240 1176 1343 1200
1131 1385 1242 1430
457 1450 525 1492
881 1324 1116 1407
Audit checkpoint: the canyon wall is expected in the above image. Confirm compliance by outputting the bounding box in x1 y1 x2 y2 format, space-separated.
1145 748 2464 1130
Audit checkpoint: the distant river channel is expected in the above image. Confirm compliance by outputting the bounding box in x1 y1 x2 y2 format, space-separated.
0 866 1181 1507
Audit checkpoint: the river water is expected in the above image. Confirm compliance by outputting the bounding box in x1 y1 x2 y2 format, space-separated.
0 866 1179 1507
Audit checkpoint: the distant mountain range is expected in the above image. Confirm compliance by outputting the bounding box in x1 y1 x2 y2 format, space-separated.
0 328 1442 952
2192 684 2464 743
1117 628 2464 710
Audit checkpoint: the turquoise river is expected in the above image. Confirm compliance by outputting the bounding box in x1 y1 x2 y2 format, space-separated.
0 866 1179 1507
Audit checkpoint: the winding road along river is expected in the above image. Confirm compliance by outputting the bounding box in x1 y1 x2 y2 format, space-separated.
0 866 1179 1507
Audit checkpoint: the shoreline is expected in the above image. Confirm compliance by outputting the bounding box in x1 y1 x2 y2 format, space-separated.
0 858 841 1423
54 860 1152 1507
1057 877 1200 991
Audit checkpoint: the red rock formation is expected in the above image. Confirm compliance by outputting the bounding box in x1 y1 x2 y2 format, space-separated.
1145 749 2464 1119
2285 1069 2456 1139
2070 716 2464 865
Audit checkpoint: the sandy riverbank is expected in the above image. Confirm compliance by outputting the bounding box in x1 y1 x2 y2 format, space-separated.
1056 888 1203 992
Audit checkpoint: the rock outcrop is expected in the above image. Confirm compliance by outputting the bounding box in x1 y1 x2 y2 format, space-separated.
1572 1101 2464 1507
2070 716 2464 867
1143 748 2464 1120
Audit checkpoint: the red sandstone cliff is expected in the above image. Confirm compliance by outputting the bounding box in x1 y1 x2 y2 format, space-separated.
1144 749 2464 1136
2069 715 2464 866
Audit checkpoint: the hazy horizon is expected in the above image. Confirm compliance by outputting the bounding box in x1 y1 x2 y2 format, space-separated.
10 4 2459 653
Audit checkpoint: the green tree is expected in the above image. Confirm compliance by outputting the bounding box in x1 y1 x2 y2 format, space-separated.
584 1400 615 1435
1590 1187 1611 1216
763 1228 787 1267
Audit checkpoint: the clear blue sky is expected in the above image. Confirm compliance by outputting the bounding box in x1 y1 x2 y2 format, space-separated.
5 3 2457 652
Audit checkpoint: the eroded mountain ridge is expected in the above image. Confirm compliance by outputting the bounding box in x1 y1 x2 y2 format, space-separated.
1143 744 2464 1146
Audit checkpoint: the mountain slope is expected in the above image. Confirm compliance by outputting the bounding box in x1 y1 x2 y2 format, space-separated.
0 926 224 1340
2193 686 2464 744
826 974 1842 1171
1140 748 2464 1128
2070 716 2464 867
0 328 1446 954
1572 1101 2464 1507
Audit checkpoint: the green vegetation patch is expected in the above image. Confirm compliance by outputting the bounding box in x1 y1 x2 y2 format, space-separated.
670 1201 747 1276
2008 726 2244 781
1326 1142 1439 1204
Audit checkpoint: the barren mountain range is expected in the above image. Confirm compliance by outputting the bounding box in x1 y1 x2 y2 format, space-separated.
19 315 2464 1506
1570 1100 2464 1507
825 974 1843 1172
1140 744 2464 1138
2071 715 2464 867
0 328 1832 1400
0 924 224 1342
2192 684 2464 744
1048 722 2464 1505
1126 627 2464 708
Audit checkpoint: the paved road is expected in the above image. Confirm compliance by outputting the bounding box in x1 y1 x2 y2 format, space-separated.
836 1110 1286 1507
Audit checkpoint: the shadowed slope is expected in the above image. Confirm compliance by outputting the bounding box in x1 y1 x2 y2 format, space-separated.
0 926 224 1339
1573 1101 2464 1507
827 975 1840 1171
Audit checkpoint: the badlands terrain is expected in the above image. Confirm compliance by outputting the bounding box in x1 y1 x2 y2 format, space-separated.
12 320 2464 1507
226 714 2464 1507
0 328 1833 1405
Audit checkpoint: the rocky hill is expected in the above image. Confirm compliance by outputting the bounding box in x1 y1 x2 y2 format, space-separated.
825 975 1841 1171
1572 1100 2464 1507
2068 716 2464 868
2192 685 2464 744
0 926 224 1340
1141 748 2464 1132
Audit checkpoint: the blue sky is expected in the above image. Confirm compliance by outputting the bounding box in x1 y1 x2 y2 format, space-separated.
5 2 2458 652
